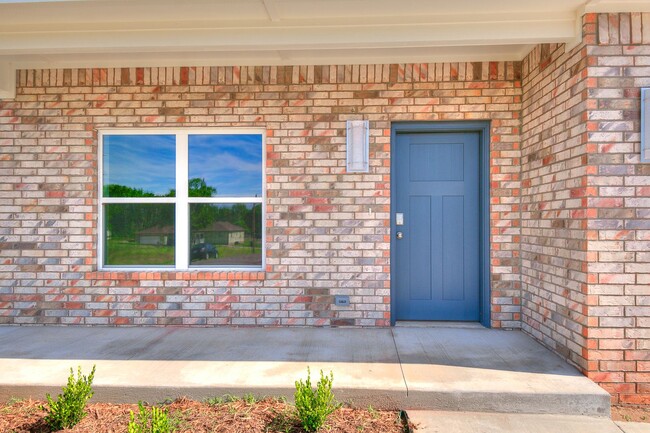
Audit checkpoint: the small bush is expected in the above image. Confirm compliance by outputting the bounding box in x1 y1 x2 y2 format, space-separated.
294 368 340 432
43 365 96 431
128 402 175 433
204 396 225 406
241 393 258 405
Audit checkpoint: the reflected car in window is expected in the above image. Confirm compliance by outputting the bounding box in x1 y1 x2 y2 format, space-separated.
190 243 219 260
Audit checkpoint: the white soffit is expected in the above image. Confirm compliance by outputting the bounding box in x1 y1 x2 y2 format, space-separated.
0 0 649 81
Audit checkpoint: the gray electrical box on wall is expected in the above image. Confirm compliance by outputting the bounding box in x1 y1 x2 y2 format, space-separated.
643 88 649 163
334 295 350 307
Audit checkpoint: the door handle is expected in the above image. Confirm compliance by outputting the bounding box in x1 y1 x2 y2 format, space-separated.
396 231 404 240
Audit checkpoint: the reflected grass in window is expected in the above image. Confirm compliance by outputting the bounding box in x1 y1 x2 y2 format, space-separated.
104 203 175 266
189 203 262 267
105 240 174 266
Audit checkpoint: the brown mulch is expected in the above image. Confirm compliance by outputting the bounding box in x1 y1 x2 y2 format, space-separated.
612 405 650 423
0 397 409 433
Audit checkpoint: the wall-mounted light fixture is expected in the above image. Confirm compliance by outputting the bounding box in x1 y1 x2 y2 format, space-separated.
346 120 369 173
642 88 649 163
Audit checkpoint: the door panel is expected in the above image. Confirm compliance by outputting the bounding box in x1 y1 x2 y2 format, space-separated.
442 195 464 301
409 195 432 300
394 131 480 321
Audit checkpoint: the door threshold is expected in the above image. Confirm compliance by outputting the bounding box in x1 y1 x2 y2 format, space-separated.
394 321 486 329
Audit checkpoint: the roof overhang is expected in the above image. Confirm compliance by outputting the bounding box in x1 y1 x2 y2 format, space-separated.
1 0 649 98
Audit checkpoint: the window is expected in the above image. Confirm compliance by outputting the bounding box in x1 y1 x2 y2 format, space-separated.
99 129 264 270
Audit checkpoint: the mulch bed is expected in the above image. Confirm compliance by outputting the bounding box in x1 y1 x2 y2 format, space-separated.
0 397 410 433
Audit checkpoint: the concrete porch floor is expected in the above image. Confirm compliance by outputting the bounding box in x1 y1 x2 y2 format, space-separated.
0 326 610 417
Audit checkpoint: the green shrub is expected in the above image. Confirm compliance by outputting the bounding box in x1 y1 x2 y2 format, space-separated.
43 365 96 431
294 368 340 432
128 402 175 433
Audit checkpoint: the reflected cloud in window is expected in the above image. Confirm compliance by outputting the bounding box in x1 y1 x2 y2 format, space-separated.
189 134 262 197
103 135 176 197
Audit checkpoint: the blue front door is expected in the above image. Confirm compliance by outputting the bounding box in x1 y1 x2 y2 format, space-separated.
394 131 481 321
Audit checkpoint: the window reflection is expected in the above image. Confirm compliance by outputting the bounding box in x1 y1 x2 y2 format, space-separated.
188 134 262 197
189 203 262 267
103 135 176 198
104 203 175 266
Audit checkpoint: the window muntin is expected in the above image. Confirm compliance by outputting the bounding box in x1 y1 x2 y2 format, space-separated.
99 129 265 270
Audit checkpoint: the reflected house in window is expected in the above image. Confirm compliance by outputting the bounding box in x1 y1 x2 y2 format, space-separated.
137 225 175 246
193 221 245 246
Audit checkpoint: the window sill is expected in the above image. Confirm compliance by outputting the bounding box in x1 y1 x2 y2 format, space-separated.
86 270 266 281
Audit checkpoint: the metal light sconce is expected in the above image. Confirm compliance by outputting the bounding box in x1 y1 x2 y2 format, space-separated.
642 88 649 163
346 120 369 172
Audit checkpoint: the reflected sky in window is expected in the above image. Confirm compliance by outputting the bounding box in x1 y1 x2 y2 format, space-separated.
103 135 176 197
189 134 263 197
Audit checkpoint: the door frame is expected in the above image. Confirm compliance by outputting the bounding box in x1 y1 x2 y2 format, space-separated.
390 121 491 328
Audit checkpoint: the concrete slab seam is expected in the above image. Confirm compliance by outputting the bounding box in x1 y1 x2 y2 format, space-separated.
613 423 628 433
390 327 409 396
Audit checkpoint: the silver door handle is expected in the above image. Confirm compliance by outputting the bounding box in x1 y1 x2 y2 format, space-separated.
396 231 404 240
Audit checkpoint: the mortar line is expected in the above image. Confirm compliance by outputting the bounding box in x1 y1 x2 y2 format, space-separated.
390 328 409 396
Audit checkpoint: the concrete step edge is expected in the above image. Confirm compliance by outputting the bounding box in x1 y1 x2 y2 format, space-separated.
1 383 611 417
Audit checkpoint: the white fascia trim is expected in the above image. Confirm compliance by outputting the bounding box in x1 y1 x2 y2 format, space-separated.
585 0 650 13
0 0 102 3
565 5 588 53
2 43 551 71
0 62 15 99
0 20 576 54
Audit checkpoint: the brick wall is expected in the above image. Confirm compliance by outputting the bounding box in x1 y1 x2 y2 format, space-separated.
0 63 522 327
522 13 650 404
520 37 591 370
586 13 650 405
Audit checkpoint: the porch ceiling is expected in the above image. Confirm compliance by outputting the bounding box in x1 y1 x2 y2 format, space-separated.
0 0 649 98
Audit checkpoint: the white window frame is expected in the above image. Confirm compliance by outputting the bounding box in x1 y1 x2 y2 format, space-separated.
642 88 649 163
98 128 266 271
